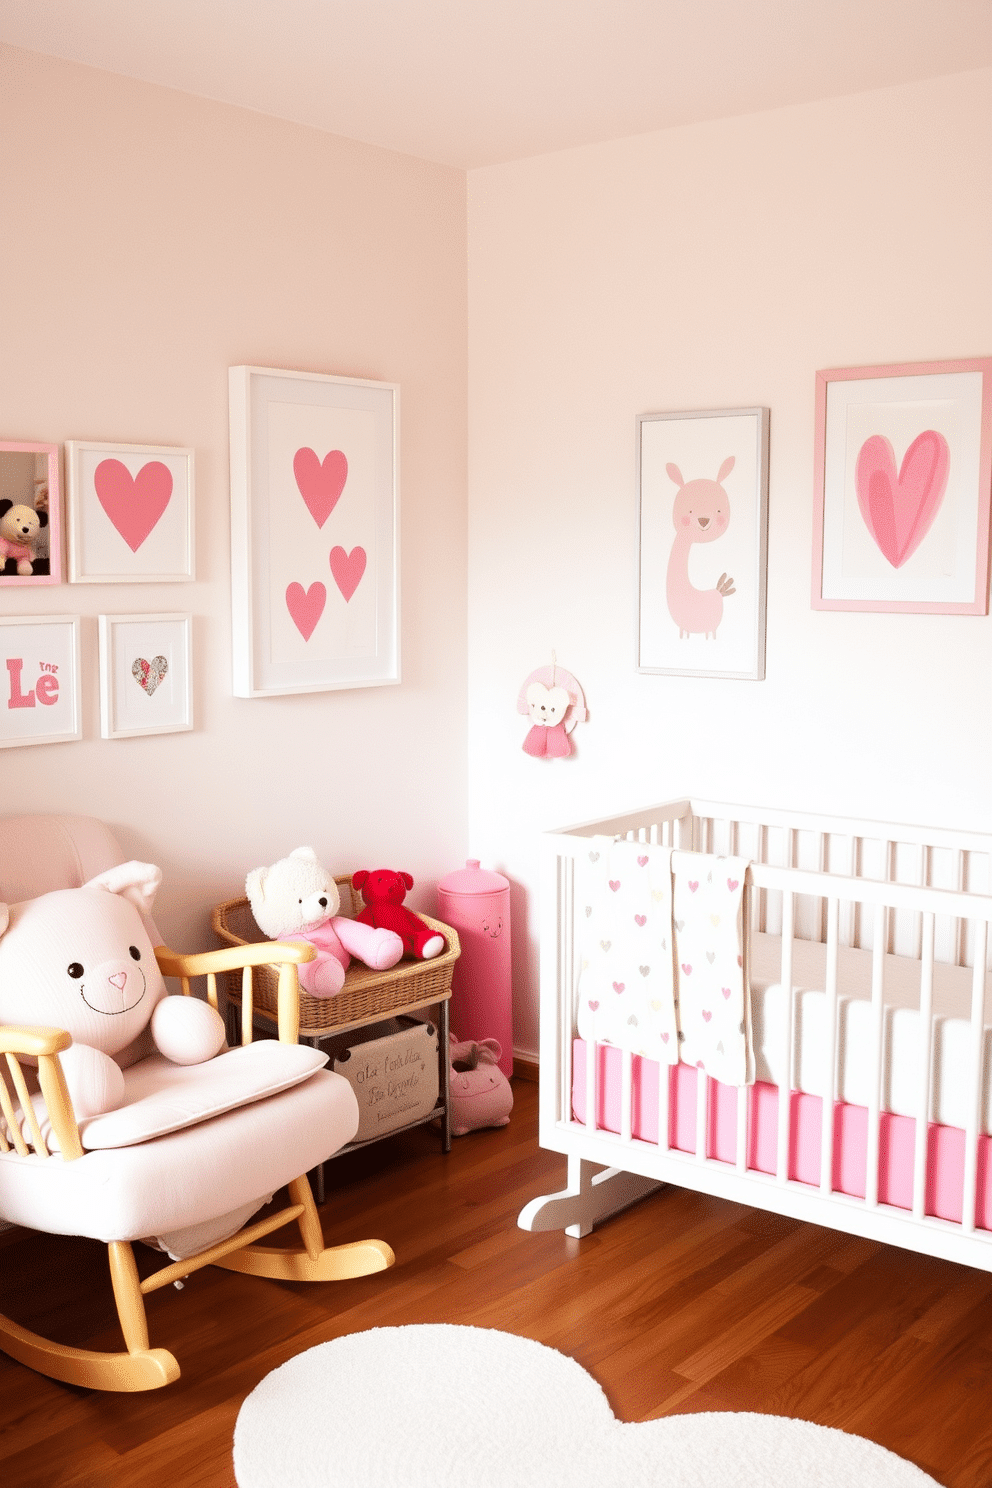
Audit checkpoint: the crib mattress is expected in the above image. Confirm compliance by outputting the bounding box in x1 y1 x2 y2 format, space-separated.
748 932 992 1133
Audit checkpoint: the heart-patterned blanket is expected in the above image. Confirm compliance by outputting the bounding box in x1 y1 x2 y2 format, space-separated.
576 840 753 1086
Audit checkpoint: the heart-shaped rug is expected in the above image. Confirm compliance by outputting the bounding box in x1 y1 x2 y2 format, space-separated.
233 1325 940 1487
131 655 168 695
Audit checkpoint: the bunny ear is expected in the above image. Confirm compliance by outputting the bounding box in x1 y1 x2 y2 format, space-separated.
717 455 735 482
84 861 162 915
666 463 685 488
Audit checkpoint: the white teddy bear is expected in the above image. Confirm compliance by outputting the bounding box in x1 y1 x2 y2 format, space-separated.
245 847 404 998
0 862 226 1119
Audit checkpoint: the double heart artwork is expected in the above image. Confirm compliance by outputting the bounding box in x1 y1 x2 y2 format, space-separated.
285 447 367 642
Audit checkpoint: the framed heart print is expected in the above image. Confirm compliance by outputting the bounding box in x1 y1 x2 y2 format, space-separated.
229 366 399 696
812 358 992 613
98 613 192 739
66 441 194 582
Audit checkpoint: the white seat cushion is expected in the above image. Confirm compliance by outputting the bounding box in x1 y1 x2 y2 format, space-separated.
0 1068 360 1243
73 1041 328 1150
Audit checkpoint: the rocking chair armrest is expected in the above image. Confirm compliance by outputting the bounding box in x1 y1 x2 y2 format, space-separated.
0 1023 84 1162
154 941 316 979
0 1024 73 1059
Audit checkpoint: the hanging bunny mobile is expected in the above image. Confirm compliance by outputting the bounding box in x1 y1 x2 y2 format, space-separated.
517 656 587 759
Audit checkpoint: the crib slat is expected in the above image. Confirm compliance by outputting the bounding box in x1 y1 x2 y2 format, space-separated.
776 890 795 1184
864 902 888 1209
657 1055 671 1153
912 913 936 1220
961 920 988 1234
819 897 840 1196
620 1050 633 1144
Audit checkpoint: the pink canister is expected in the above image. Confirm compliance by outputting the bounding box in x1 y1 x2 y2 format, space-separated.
437 860 512 1078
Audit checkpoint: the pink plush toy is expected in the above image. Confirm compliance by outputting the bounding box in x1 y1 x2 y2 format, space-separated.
352 868 446 961
246 847 404 998
449 1036 513 1136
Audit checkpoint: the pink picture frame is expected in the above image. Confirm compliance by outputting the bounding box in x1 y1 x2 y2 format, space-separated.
812 357 992 614
0 442 62 585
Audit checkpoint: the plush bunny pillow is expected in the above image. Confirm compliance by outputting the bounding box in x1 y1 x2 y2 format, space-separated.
0 862 225 1119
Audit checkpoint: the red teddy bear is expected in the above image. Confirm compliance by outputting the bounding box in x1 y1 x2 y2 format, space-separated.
352 868 446 961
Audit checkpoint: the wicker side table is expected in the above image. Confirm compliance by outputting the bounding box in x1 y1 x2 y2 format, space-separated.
212 879 460 1193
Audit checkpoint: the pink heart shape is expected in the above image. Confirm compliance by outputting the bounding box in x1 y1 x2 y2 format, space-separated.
93 459 173 552
637 855 649 867
855 430 950 569
727 879 739 892
608 880 621 893
688 881 699 893
329 545 367 602
681 963 692 975
131 655 168 696
661 1032 670 1043
587 1000 599 1012
286 581 326 641
612 982 625 994
702 1010 712 1022
293 448 347 528
721 986 732 999
634 914 646 926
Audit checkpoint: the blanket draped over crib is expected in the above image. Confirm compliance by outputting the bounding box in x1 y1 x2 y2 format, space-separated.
576 839 754 1086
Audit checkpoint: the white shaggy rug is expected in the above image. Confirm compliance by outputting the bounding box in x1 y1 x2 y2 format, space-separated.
233 1324 941 1487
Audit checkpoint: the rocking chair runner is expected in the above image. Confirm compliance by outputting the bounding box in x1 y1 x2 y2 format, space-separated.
0 814 394 1393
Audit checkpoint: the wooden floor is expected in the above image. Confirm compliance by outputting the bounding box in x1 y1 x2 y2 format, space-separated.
3 1079 992 1487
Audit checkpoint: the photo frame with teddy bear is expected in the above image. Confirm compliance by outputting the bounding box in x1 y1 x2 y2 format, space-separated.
0 441 62 585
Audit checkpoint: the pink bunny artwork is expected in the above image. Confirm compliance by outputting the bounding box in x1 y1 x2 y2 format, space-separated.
666 457 737 639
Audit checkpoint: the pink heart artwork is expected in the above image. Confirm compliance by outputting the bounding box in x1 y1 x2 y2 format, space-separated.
293 448 348 528
131 655 168 695
329 546 367 602
727 879 739 892
721 986 732 999
855 430 950 569
702 1010 712 1023
612 982 625 994
94 459 173 552
588 1000 600 1012
634 914 646 926
681 963 692 975
286 581 326 641
608 880 621 893
637 856 649 867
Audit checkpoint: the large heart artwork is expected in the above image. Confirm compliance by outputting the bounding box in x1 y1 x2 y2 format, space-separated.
93 459 173 553
131 656 168 696
854 429 950 569
329 545 366 602
286 581 326 640
293 447 348 528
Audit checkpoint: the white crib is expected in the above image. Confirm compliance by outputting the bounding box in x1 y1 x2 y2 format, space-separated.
518 797 992 1273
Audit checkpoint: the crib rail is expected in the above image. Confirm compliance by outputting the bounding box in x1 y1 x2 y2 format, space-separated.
536 805 992 1270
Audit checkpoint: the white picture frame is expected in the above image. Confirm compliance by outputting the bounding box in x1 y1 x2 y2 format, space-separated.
637 407 769 680
812 358 992 614
66 440 195 583
0 616 81 748
229 366 400 697
0 441 64 585
98 613 193 739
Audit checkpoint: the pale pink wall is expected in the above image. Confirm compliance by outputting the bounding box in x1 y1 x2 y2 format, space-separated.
467 70 992 1059
0 45 468 948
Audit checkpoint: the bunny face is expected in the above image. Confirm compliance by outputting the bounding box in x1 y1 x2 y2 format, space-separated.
0 866 166 1058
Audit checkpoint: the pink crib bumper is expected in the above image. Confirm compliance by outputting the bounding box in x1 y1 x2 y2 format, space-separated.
572 1039 992 1231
